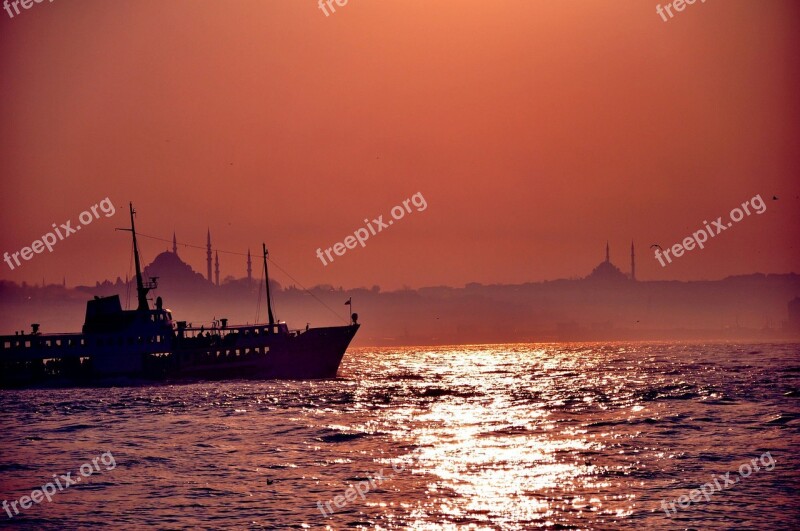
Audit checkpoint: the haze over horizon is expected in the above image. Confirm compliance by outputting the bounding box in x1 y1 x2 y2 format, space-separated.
21 232 800 292
2 0 799 291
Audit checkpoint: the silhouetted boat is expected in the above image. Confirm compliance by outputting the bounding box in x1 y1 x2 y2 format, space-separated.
0 204 360 388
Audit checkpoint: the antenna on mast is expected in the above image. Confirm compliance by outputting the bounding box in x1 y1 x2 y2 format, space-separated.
117 203 157 311
262 243 275 327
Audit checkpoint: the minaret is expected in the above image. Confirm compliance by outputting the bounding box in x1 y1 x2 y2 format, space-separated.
246 249 252 283
173 232 177 255
206 229 212 283
215 251 220 286
606 241 610 263
631 241 636 281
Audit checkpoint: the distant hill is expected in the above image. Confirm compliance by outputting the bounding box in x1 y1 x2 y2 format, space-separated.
1 246 798 345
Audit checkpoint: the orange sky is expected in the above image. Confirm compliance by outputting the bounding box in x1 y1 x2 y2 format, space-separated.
1 0 799 290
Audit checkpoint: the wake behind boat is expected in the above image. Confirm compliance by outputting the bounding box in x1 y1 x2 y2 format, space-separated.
0 203 360 388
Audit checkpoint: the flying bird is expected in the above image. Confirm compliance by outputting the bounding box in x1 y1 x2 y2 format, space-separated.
650 244 663 251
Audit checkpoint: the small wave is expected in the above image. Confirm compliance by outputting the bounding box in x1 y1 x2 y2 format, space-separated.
264 463 296 470
479 425 531 437
764 414 797 425
706 396 738 404
53 423 95 433
636 383 698 402
0 462 35 472
387 372 427 381
127 455 172 466
696 453 727 463
271 425 308 437
418 387 479 399
663 392 700 400
319 432 370 443
585 420 623 428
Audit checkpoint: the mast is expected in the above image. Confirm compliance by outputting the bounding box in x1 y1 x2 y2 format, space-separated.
128 203 152 311
262 243 275 326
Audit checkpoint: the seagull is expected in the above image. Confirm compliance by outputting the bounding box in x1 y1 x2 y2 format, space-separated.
650 244 663 251
773 195 779 200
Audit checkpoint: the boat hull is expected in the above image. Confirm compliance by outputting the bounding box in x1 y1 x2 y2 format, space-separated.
173 324 360 381
0 324 360 387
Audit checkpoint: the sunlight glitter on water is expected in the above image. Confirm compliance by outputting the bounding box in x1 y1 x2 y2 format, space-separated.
1 342 797 530
370 345 636 528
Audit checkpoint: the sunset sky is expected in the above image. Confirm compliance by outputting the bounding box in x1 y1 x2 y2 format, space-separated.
1 0 798 291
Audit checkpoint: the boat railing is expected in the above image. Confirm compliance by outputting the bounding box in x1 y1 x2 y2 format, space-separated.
1 333 87 352
178 322 294 340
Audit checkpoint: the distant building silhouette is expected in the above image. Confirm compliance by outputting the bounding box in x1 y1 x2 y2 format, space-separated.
247 249 252 283
214 251 220 287
142 249 209 292
141 230 254 289
206 229 212 283
586 242 630 282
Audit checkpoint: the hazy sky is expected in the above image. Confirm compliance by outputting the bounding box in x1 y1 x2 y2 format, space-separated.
1 0 798 290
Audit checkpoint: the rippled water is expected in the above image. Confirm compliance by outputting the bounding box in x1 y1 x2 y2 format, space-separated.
1 343 799 530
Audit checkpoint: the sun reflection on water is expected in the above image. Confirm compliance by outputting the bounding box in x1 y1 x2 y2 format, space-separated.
366 345 644 528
